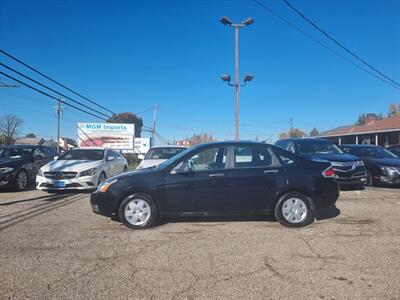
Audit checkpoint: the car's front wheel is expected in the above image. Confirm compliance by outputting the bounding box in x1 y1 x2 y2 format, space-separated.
119 193 158 229
14 169 28 191
274 192 314 227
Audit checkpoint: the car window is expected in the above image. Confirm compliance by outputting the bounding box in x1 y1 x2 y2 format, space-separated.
234 146 280 168
0 147 33 159
287 142 296 153
58 149 105 161
33 148 46 160
273 147 298 166
184 146 227 171
40 147 52 159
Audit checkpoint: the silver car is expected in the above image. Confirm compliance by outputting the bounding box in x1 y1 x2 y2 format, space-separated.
136 146 187 169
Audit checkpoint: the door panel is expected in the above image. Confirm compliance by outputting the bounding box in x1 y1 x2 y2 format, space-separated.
226 145 285 212
163 146 230 213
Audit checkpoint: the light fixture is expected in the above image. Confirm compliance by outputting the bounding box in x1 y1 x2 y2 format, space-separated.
220 16 232 26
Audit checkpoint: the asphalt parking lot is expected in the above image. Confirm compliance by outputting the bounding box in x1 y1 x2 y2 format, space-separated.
0 187 399 299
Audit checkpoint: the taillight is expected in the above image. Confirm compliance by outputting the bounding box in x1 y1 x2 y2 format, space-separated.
322 166 335 178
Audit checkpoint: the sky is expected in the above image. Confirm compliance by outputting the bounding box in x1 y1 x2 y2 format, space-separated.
0 0 399 144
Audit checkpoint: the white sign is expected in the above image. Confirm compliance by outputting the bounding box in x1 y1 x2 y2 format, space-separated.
77 123 135 149
134 138 151 154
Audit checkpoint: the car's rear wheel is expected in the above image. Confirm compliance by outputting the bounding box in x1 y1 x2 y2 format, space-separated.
274 192 314 227
119 193 158 229
14 170 28 191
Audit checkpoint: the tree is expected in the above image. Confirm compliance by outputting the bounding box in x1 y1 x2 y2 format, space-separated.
388 103 400 117
25 133 37 138
356 113 367 125
188 133 215 146
107 112 143 137
310 127 319 137
0 114 23 145
279 128 306 139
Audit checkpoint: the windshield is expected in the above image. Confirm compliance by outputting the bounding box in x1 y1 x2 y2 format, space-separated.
296 140 343 155
145 147 186 160
58 149 104 161
357 147 398 159
0 147 33 159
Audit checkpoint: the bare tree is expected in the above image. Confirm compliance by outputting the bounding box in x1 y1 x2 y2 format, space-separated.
0 114 23 144
188 133 215 146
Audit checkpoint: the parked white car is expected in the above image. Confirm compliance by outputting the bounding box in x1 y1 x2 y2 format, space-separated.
36 148 128 191
136 146 187 169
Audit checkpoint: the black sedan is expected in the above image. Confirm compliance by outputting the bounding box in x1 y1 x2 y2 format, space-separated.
341 144 400 186
91 141 339 229
0 145 56 191
275 138 367 188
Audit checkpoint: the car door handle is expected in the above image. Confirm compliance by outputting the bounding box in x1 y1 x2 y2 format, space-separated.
264 169 279 174
209 173 225 178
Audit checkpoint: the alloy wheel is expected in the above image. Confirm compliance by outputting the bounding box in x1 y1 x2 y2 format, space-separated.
282 197 308 224
16 171 27 190
124 199 151 226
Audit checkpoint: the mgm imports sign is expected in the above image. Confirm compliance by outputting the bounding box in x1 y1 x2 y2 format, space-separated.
77 123 135 150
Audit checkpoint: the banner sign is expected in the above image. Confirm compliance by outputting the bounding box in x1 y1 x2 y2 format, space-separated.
134 138 151 154
77 123 135 149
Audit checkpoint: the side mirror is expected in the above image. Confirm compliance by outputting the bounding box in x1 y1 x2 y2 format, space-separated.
107 156 116 161
138 154 145 160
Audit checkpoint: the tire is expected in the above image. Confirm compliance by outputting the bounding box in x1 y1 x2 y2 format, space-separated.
118 193 158 229
98 172 106 185
14 169 28 191
274 192 314 228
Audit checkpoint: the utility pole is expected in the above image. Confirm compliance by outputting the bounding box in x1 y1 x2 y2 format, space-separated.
152 104 157 145
289 118 293 138
55 99 65 153
220 16 254 142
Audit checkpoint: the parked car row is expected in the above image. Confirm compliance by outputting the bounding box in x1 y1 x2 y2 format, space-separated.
0 146 128 192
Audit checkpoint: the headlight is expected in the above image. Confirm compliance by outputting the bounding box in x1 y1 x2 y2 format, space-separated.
355 160 364 167
381 166 400 176
38 168 43 176
0 167 14 174
97 178 118 192
80 168 98 177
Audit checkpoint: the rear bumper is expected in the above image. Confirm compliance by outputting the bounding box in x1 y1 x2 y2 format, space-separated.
336 175 367 186
313 178 340 211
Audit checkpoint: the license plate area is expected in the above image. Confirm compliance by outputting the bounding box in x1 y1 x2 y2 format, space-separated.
53 181 66 188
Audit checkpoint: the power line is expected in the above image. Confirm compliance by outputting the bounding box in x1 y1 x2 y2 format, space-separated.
0 62 113 119
281 0 400 88
0 71 108 121
252 0 400 90
0 48 116 115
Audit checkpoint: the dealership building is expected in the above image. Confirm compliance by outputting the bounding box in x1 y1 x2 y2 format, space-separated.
318 115 400 146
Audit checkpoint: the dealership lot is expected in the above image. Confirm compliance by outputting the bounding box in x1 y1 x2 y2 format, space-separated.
0 188 399 299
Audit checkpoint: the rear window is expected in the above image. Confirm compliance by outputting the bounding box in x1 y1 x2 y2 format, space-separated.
296 140 343 155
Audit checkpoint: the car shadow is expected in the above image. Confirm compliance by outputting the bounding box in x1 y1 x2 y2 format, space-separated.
315 206 341 221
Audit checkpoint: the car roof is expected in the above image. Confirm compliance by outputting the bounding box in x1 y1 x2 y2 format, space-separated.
190 141 274 148
277 138 331 142
71 147 106 150
150 145 187 149
341 144 382 148
0 144 39 148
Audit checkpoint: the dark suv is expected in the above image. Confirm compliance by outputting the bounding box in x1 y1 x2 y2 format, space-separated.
275 138 367 188
0 145 56 191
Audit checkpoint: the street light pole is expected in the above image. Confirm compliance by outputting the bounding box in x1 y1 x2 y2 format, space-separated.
234 26 240 141
220 16 254 142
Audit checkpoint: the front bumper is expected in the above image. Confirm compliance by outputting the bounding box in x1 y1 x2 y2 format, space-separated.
374 174 400 185
90 191 117 217
0 171 16 188
36 173 100 191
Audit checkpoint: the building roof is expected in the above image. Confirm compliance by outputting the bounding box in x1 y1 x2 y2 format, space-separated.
319 115 400 137
15 137 44 145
